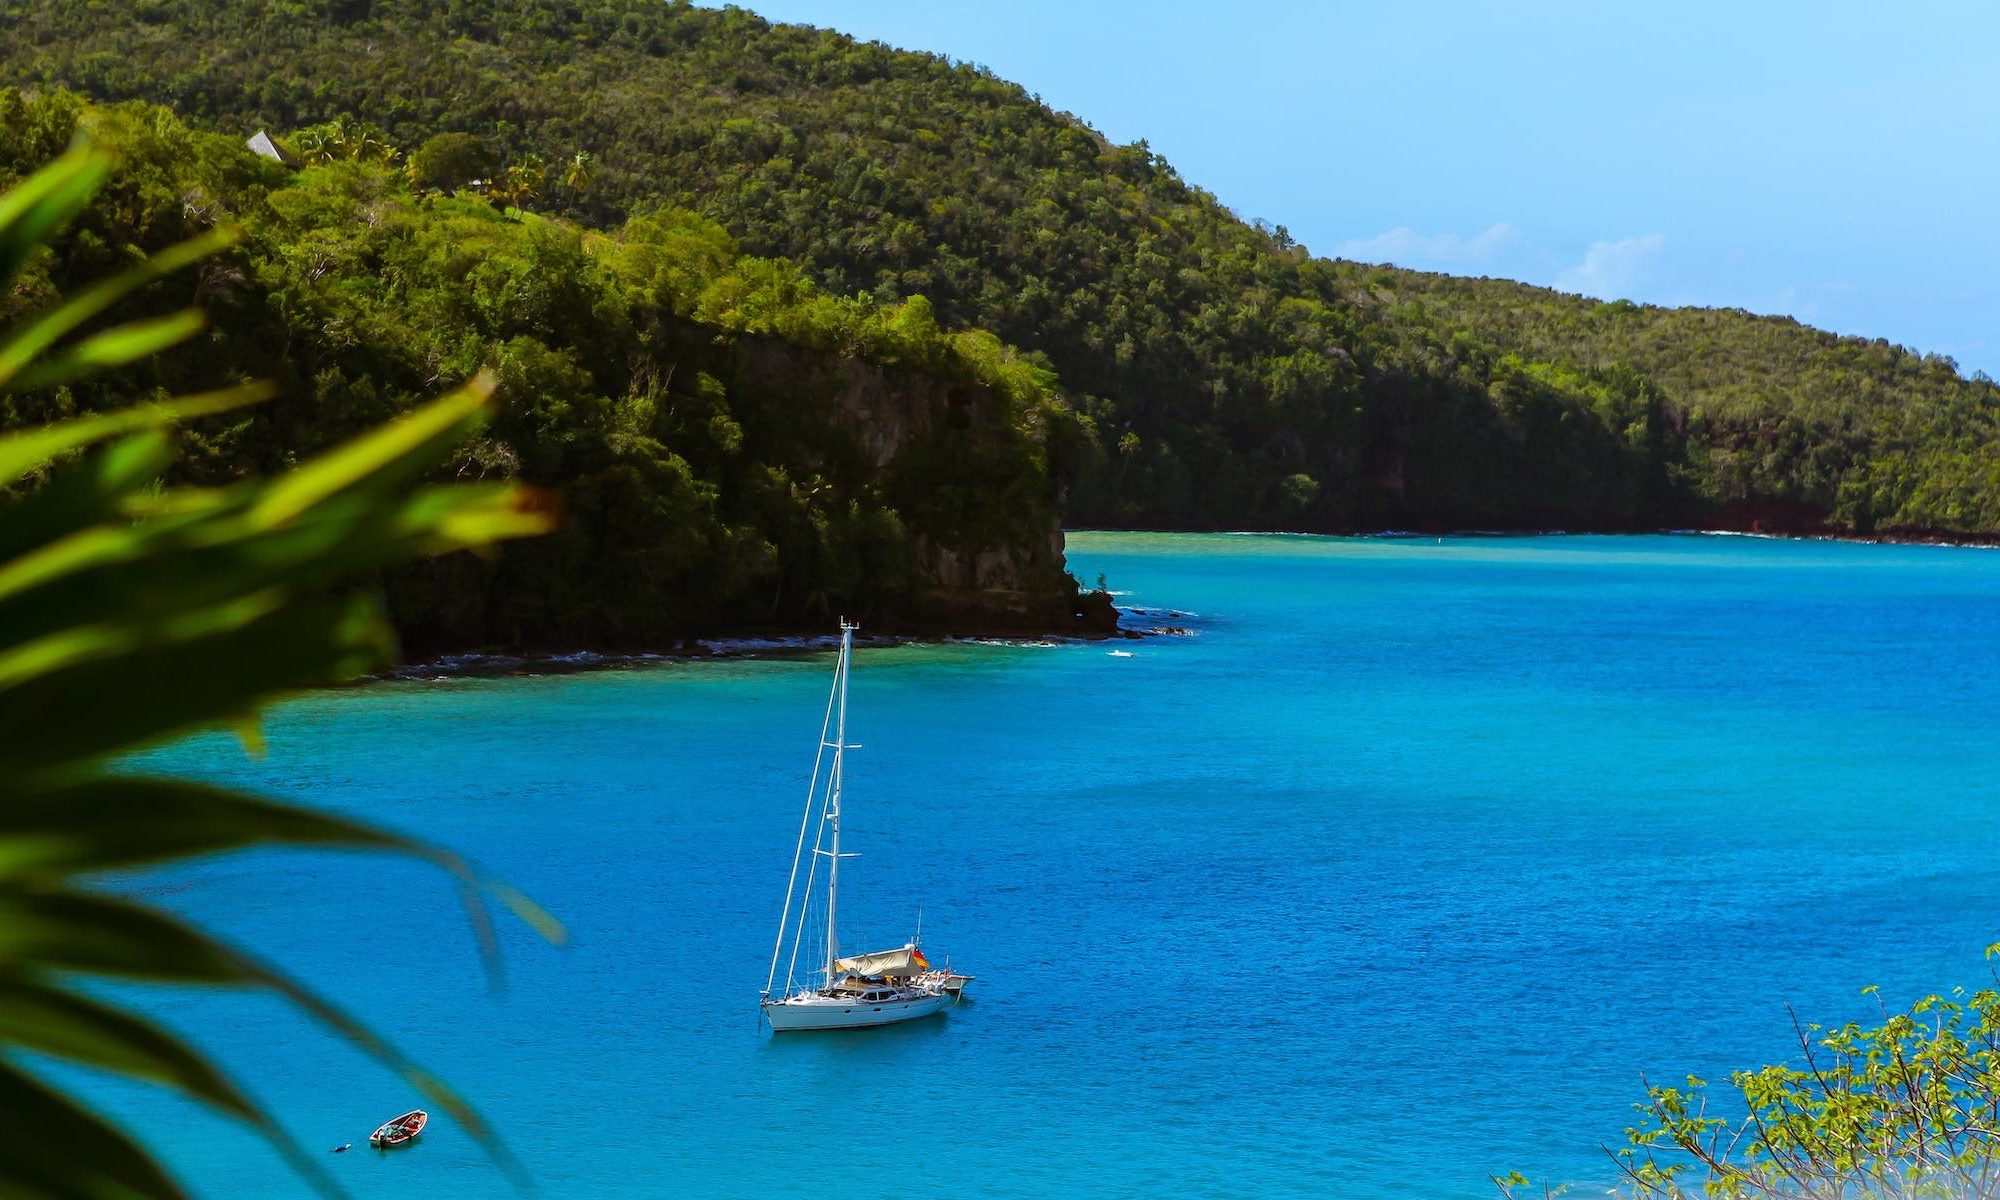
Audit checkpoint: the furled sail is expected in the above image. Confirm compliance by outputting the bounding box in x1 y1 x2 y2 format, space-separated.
835 944 927 977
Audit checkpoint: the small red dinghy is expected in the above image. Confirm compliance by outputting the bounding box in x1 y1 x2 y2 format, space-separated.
369 1110 427 1149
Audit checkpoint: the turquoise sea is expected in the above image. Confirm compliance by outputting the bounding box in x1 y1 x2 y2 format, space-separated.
75 532 2000 1197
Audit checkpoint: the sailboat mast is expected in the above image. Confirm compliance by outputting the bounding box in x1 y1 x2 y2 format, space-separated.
824 621 855 988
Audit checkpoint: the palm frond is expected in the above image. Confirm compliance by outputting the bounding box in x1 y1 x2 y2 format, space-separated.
0 141 563 1198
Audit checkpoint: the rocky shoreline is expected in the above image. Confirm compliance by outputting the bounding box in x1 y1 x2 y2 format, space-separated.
379 625 1187 681
1691 524 2000 548
377 521 1994 680
1078 521 2000 549
376 595 1204 680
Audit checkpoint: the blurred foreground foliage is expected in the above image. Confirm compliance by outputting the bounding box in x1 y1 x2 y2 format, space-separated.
0 146 561 1198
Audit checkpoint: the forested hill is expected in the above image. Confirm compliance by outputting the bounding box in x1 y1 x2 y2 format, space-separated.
1346 268 2000 534
4 0 1998 536
1 90 1099 652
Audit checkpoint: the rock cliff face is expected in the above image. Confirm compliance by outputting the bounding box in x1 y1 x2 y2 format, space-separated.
383 332 1094 656
908 529 1079 631
728 335 1084 634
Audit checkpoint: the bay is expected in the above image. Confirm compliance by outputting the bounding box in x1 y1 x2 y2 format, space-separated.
75 531 2000 1197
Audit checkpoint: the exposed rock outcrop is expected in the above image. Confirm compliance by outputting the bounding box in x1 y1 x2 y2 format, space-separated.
732 334 1092 635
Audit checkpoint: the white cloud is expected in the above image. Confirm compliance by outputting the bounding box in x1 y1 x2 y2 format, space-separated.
1555 233 1665 300
1334 221 1525 270
1337 224 1683 307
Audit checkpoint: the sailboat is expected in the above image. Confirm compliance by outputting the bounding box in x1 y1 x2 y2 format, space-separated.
760 622 961 1032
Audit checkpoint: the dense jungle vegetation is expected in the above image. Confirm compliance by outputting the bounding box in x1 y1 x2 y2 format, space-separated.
1 0 1995 537
0 89 1083 651
1353 269 2000 533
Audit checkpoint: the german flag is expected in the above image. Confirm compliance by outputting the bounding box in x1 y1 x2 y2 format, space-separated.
912 947 930 970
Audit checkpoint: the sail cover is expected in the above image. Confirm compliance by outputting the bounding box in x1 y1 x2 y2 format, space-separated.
835 945 924 977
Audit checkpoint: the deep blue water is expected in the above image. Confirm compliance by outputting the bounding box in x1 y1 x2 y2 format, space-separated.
71 532 2000 1197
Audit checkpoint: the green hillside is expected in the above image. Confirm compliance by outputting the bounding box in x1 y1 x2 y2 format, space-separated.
0 89 1093 652
1348 268 2000 533
2 0 1996 536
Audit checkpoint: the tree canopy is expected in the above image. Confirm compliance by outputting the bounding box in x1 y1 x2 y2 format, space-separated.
407 131 495 192
3 0 1993 536
0 89 1085 653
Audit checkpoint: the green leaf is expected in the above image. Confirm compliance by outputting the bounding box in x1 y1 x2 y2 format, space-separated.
0 777 405 876
0 430 174 562
251 372 498 526
0 227 239 390
0 973 257 1120
0 887 507 1155
0 143 561 1198
483 877 570 948
0 975 345 1198
0 1058 183 1200
0 773 566 957
0 887 257 985
0 147 116 294
0 481 551 654
8 309 210 392
0 592 392 773
0 383 272 488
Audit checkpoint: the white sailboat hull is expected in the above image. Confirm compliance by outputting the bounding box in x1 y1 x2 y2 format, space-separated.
762 990 953 1031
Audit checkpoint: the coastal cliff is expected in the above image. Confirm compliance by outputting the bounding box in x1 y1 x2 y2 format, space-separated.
382 326 1092 654
734 335 1084 632
1 91 1104 656
365 248 1102 653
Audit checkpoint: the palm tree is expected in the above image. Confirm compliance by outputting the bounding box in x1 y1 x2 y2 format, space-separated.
325 113 360 159
495 156 547 210
289 126 338 165
290 117 397 166
345 123 398 164
562 150 598 196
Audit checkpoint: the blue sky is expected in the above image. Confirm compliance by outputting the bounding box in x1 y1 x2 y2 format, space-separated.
737 1 1997 376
